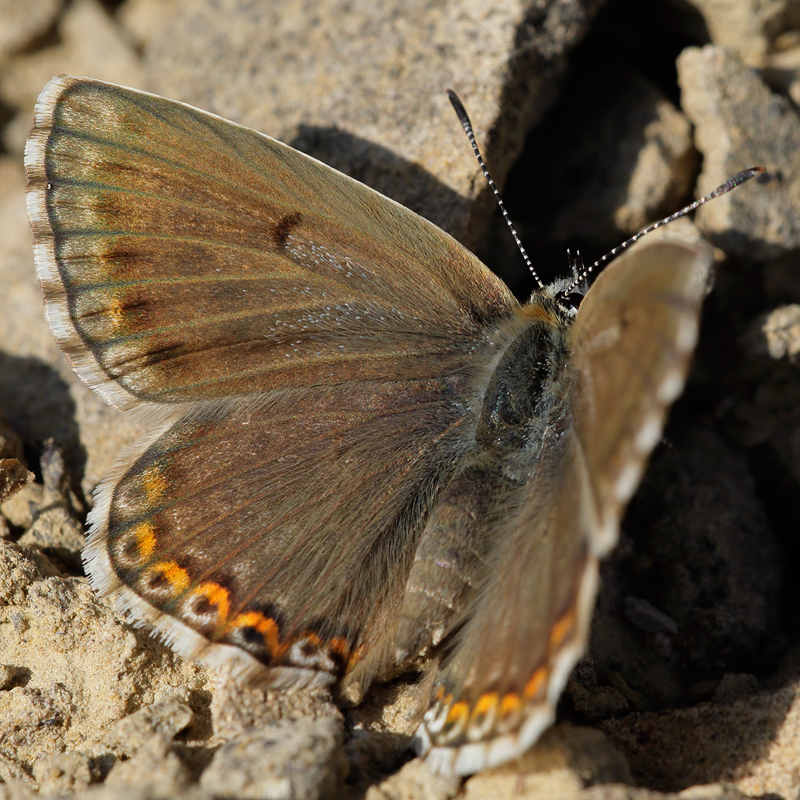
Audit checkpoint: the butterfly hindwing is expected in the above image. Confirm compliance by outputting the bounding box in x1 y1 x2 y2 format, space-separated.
85 376 483 690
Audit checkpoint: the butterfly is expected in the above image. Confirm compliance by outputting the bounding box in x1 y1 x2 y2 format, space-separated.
24 74 751 775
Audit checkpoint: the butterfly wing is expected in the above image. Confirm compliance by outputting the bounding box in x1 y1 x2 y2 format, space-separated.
569 240 713 554
25 76 515 411
24 77 518 691
86 379 477 691
413 240 712 775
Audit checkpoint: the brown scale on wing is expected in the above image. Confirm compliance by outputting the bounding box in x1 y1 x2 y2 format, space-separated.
271 212 303 249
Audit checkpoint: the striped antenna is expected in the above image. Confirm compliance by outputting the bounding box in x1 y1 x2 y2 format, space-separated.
559 166 766 299
448 90 544 289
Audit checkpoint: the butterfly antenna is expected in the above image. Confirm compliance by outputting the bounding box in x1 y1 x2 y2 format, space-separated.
567 248 586 279
448 90 544 289
559 166 766 299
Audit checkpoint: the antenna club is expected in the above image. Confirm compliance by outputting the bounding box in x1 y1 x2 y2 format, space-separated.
708 166 765 198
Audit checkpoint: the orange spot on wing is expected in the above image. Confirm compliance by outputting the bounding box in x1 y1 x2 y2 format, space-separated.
228 611 281 655
523 666 548 700
499 692 522 719
141 465 168 503
446 701 470 729
328 636 351 660
133 522 156 561
471 692 499 722
151 560 190 593
107 298 125 327
549 609 575 649
300 631 322 647
192 581 230 625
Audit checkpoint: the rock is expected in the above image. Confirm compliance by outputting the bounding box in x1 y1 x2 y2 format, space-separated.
623 598 679 636
103 738 194 797
536 68 695 248
711 674 759 705
0 414 25 461
33 750 92 795
764 250 800 305
0 0 63 62
0 0 144 154
103 697 195 755
683 0 800 67
461 724 631 799
1 482 44 531
200 717 348 800
210 668 340 741
641 429 779 675
763 35 800 106
0 540 59 604
678 45 800 259
0 543 211 778
17 507 84 573
365 758 460 800
137 0 604 250
0 459 34 505
589 427 781 711
117 0 182 49
0 683 74 774
12 442 84 570
741 304 800 364
0 424 30 514
603 675 800 798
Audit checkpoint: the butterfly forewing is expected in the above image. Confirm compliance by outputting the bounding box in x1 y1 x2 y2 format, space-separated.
25 76 516 410
568 240 712 554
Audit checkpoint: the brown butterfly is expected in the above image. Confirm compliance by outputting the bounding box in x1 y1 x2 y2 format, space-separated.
24 75 756 775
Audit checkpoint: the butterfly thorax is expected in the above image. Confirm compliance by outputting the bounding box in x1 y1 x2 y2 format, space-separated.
476 296 573 454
